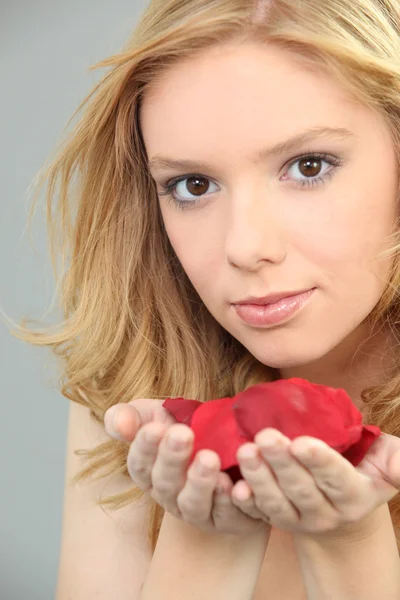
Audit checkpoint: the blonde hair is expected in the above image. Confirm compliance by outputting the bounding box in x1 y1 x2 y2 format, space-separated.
11 0 400 553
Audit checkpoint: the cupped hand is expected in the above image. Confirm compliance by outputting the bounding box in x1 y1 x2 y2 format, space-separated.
104 400 270 535
230 428 400 536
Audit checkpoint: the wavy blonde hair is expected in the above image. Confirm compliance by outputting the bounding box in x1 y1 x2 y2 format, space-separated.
11 0 400 553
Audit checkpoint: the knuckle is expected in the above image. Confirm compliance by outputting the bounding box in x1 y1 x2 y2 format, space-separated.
256 499 284 517
129 440 154 464
136 426 157 448
168 423 193 437
179 505 205 524
130 466 148 482
157 452 181 469
127 467 152 491
186 468 207 486
127 457 149 479
177 495 206 521
177 492 195 511
152 479 175 496
212 496 234 516
291 485 314 502
159 441 190 461
159 428 193 452
212 502 232 517
318 477 344 493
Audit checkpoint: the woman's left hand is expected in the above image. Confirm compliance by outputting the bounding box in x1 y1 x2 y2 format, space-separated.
231 429 400 534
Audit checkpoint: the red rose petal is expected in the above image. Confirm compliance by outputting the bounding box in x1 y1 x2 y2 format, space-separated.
162 398 202 426
190 398 248 469
233 378 364 453
163 379 381 484
342 424 381 465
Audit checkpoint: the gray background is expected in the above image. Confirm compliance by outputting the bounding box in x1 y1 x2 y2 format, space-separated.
0 2 146 598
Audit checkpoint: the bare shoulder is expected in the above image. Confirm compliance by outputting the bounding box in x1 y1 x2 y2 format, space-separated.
56 401 152 600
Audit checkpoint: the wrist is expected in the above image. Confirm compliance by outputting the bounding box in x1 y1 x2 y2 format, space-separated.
141 514 271 600
292 504 400 600
191 520 271 564
294 503 389 550
204 521 271 544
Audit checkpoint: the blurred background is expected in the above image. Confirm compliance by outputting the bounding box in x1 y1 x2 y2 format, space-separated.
0 2 146 598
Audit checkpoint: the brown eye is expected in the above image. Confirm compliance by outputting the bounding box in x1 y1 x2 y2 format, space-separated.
285 153 341 187
298 158 322 178
185 176 210 196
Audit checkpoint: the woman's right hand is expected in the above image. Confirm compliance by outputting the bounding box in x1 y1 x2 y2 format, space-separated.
104 399 270 536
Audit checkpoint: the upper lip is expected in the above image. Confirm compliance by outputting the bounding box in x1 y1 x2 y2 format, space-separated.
233 288 314 305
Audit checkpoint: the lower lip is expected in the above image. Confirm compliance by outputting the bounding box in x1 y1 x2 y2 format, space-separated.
233 289 315 327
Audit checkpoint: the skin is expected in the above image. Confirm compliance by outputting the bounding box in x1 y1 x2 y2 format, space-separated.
142 41 399 399
105 42 400 539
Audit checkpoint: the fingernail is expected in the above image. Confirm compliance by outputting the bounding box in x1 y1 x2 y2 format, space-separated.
260 437 277 449
145 428 163 443
167 435 189 450
104 405 123 440
233 481 251 501
195 455 217 475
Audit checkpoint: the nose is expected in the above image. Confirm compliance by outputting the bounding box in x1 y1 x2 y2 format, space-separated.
224 190 287 271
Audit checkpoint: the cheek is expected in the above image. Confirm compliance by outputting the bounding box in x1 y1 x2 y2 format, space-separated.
162 214 221 285
292 185 397 280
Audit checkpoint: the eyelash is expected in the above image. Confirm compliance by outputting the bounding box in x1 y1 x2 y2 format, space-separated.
157 152 343 211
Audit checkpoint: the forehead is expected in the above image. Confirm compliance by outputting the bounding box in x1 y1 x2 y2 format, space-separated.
142 41 355 112
140 42 378 163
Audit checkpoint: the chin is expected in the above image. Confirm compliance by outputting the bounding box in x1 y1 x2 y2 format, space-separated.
258 354 312 370
248 340 335 371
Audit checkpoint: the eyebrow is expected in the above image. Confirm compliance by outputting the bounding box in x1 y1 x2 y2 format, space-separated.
148 126 355 174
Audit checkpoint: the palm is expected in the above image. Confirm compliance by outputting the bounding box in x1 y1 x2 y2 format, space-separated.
356 433 400 502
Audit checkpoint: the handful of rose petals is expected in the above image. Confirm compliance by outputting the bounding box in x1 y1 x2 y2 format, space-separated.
162 378 381 483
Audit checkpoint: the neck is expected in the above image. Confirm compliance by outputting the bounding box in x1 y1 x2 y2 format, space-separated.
279 320 398 408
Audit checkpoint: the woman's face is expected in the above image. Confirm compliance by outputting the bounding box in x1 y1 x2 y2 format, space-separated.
140 41 399 370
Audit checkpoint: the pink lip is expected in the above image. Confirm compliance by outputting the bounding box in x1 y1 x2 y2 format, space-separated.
234 289 312 305
232 288 316 327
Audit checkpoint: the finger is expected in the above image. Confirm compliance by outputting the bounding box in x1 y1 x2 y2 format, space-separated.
256 431 337 519
387 449 400 489
290 437 369 510
237 443 300 525
212 473 268 532
128 398 177 426
126 421 170 490
231 479 271 523
104 404 142 441
358 433 400 493
213 471 234 496
150 424 195 515
176 450 221 525
105 398 176 442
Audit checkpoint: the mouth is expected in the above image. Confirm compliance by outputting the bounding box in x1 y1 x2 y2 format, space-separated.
232 288 316 327
233 288 314 306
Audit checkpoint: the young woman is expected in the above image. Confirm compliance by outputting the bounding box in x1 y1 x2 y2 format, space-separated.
16 0 400 598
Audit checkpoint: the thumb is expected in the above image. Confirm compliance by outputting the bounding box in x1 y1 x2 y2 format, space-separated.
387 448 400 489
104 398 177 442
